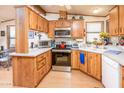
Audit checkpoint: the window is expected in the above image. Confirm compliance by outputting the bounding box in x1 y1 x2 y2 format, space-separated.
86 22 103 42
8 25 15 48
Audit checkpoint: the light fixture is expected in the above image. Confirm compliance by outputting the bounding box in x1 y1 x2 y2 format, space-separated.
93 8 101 14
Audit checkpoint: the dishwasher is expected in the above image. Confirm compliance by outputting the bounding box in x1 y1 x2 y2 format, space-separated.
102 55 121 88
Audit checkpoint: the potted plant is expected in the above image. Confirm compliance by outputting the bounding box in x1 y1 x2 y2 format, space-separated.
99 32 109 45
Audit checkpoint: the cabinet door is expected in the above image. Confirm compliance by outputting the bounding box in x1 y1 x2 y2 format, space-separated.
79 51 88 73
48 21 55 38
109 6 119 36
72 20 84 38
38 16 44 32
87 52 101 80
71 50 79 69
43 19 48 33
45 50 52 72
119 6 124 35
29 10 38 30
121 67 124 88
55 20 71 28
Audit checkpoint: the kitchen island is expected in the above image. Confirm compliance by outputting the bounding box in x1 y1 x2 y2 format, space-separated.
10 48 52 88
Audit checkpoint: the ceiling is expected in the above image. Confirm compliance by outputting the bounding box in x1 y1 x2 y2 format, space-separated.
0 5 114 23
0 5 15 22
41 5 114 16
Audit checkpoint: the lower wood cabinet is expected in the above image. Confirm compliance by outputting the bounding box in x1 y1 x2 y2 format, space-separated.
121 67 124 87
71 50 102 80
79 51 88 73
12 50 52 88
87 52 102 80
71 50 80 69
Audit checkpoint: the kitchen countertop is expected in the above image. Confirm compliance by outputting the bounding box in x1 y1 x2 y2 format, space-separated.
103 52 124 66
72 46 124 66
72 47 106 54
10 48 52 57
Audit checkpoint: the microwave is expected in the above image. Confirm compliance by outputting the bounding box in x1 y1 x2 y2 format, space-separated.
54 28 71 38
38 40 51 48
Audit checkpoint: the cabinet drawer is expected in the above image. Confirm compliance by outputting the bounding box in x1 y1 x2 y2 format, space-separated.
36 54 45 62
37 58 46 70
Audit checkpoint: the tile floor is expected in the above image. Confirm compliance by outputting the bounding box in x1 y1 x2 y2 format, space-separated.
0 68 103 88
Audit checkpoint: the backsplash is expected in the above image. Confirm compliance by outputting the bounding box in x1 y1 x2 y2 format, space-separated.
55 38 85 48
28 30 50 49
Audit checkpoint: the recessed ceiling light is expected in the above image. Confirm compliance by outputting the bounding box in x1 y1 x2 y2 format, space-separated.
93 8 101 14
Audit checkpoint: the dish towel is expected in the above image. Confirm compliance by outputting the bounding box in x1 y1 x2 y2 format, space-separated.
80 53 85 64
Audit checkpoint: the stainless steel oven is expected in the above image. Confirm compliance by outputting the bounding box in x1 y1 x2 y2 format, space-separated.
52 49 71 72
54 28 71 38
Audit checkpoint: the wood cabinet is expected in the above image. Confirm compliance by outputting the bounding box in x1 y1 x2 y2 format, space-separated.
71 50 80 69
48 21 55 38
87 52 101 80
38 16 44 32
71 50 102 80
79 51 88 73
121 66 124 88
119 6 124 35
55 20 71 28
43 19 48 33
46 50 52 73
28 8 48 33
12 50 52 87
29 9 38 30
109 6 119 36
72 20 84 38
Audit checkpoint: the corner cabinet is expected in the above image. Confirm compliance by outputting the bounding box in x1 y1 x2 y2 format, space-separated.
87 52 102 80
71 50 102 80
72 20 84 38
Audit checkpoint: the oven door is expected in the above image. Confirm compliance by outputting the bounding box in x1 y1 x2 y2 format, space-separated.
52 52 71 66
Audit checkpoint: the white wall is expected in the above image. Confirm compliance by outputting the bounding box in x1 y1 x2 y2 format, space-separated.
0 20 15 50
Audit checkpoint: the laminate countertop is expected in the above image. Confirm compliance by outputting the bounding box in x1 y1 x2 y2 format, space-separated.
72 46 124 66
10 48 52 57
72 47 106 54
103 52 124 66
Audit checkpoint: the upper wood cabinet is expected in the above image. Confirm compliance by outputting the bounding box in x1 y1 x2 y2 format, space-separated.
71 50 80 69
29 10 38 30
79 51 88 73
38 16 44 32
48 21 55 38
109 6 119 36
119 5 124 35
55 20 71 28
72 20 84 38
87 52 101 80
28 8 48 33
43 19 48 33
